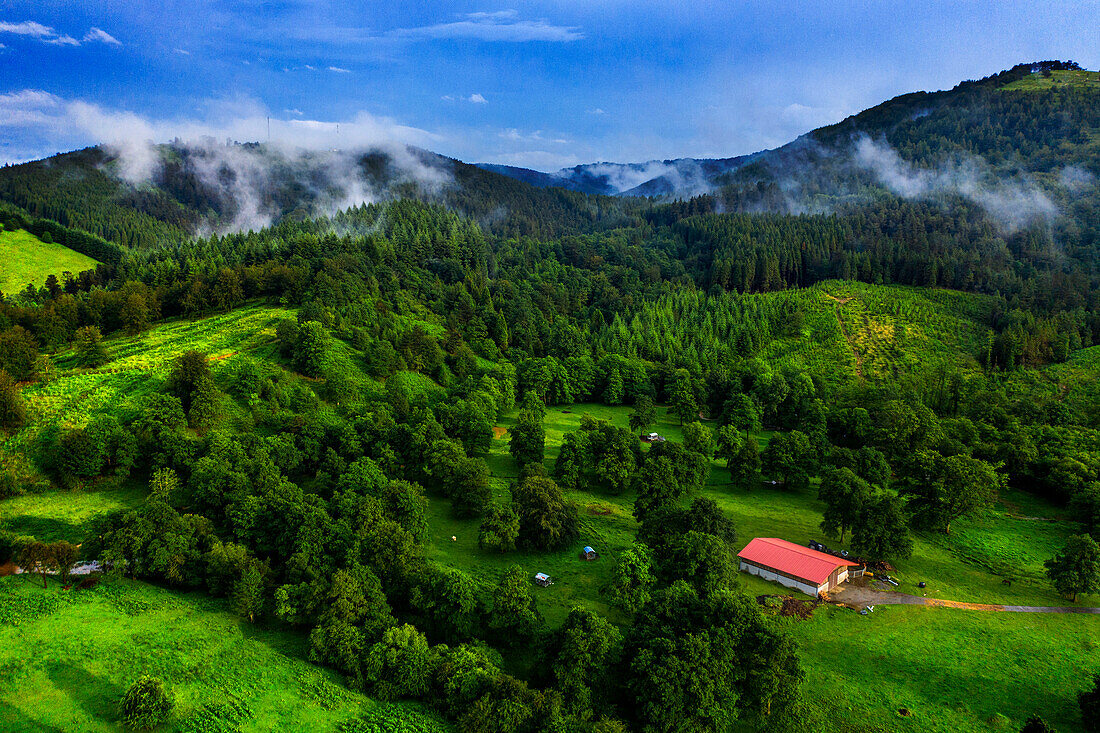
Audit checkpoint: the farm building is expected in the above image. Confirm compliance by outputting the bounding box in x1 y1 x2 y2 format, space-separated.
737 537 861 596
581 546 597 560
534 572 552 587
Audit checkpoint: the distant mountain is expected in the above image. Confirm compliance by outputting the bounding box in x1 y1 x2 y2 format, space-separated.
477 155 759 197
481 61 1100 206
0 61 1095 245
0 142 637 245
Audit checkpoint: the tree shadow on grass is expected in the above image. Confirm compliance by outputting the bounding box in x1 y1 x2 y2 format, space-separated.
3 516 86 545
236 617 309 659
44 661 123 725
0 701 63 733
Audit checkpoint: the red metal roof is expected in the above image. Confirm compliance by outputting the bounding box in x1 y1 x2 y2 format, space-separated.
737 538 860 585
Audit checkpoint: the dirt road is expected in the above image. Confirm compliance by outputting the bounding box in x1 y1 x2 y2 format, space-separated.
830 584 1100 614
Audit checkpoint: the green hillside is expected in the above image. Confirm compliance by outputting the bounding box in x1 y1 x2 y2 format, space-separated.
0 577 448 732
0 228 100 295
1002 68 1100 91
755 281 990 383
0 305 291 487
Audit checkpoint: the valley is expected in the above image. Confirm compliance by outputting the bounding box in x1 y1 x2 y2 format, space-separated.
1 56 1099 733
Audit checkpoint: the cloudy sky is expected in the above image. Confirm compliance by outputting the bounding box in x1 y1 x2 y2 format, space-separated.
1 1 1097 171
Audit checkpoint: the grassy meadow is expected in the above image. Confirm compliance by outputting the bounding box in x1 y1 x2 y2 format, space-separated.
776 281 991 384
0 228 100 294
0 577 450 732
0 485 144 544
0 305 292 487
1001 68 1100 91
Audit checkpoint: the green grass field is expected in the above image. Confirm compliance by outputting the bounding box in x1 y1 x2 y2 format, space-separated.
785 603 1100 732
0 305 294 486
0 484 145 543
0 577 449 732
0 229 100 294
1002 68 1100 91
427 402 1083 622
775 281 990 384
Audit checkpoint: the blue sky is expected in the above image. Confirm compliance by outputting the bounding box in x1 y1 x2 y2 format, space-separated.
1 1 1097 170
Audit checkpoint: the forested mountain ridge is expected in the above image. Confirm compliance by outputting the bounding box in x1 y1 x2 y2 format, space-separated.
5 61 1095 249
478 154 756 197
0 142 640 246
480 61 1100 202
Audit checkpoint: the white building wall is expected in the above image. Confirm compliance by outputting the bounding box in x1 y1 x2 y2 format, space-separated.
739 560 820 597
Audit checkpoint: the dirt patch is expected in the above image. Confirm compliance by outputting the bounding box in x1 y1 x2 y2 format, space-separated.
756 594 820 620
587 503 614 516
492 426 508 439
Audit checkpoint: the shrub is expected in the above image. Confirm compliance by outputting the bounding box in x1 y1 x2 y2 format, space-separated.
119 675 173 730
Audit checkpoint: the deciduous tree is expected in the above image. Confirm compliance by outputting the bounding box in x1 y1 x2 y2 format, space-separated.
512 475 579 551
818 468 873 543
489 565 542 645
850 495 913 562
609 544 656 613
1045 534 1100 602
628 395 656 434
0 369 26 430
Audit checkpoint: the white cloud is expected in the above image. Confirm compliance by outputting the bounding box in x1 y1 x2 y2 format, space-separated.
0 88 457 233
0 20 120 47
0 21 57 38
0 87 440 179
285 108 304 116
587 108 605 115
0 89 65 128
500 128 541 142
174 47 190 55
490 150 582 170
854 136 1057 232
328 66 350 73
388 12 582 42
498 128 570 145
444 94 488 104
83 27 121 46
44 34 80 46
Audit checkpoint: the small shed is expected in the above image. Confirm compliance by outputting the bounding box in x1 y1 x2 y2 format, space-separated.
534 572 552 587
581 546 597 561
737 537 860 596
